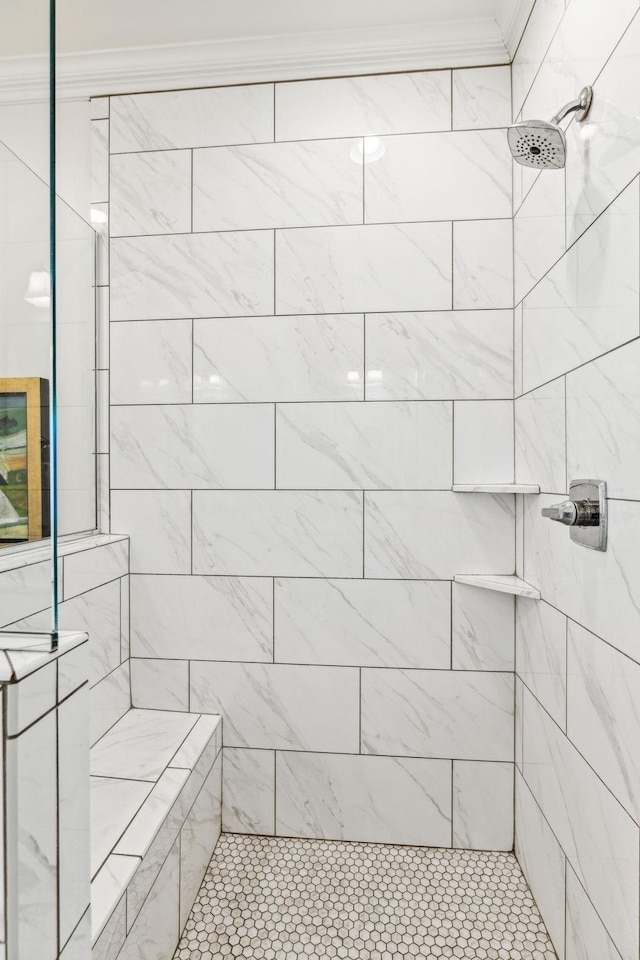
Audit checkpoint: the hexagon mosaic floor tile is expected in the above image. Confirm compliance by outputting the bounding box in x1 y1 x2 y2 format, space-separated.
175 833 557 960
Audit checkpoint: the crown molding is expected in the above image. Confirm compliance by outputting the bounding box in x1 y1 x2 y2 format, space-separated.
494 0 535 59
0 18 510 104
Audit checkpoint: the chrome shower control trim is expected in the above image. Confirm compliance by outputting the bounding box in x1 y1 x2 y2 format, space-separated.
541 479 607 551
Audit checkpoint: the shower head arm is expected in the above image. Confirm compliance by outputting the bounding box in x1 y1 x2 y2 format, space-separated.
550 85 593 125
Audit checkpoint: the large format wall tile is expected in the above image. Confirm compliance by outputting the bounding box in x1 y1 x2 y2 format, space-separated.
452 66 511 129
515 379 566 493
131 575 272 662
453 219 513 309
111 85 274 152
110 404 274 489
566 867 621 960
276 222 451 314
275 578 451 668
365 311 513 400
361 669 514 761
516 598 567 729
130 658 189 712
524 494 640 664
58 687 90 948
111 491 191 575
193 140 363 230
111 231 274 320
364 491 515 579
566 338 640 500
452 583 514 672
275 752 452 846
522 178 639 392
110 319 192 405
365 130 511 223
60 581 121 687
222 748 275 835
193 314 364 403
193 490 363 577
566 15 640 243
453 760 514 851
515 771 566 960
511 0 565 120
110 151 192 237
190 662 359 752
275 72 452 141
522 688 639 960
276 400 452 489
514 168 565 305
567 620 640 822
453 400 514 484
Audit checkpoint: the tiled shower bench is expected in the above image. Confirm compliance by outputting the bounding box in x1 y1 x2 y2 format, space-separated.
90 708 223 960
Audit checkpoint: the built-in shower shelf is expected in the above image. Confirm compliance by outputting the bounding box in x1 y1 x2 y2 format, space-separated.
454 574 541 599
452 484 540 494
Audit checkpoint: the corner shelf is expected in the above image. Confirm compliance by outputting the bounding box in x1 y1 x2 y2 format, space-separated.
453 574 541 600
452 484 540 494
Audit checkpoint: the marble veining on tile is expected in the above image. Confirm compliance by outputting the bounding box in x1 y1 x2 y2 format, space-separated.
90 709 197 782
175 834 557 960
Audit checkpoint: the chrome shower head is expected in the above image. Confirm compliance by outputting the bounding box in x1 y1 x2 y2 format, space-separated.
507 85 593 170
507 119 567 169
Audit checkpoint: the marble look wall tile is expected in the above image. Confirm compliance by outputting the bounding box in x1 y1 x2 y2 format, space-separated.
361 669 514 761
90 662 131 747
524 494 640 665
515 379 567 493
58 686 91 947
514 166 565 305
275 578 451 669
91 96 109 120
276 752 452 846
365 130 511 223
63 539 128 599
222 748 275 835
111 491 191 575
130 575 272 662
111 231 274 320
193 139 363 231
515 771 566 960
58 641 89 701
180 756 222 929
121 577 130 661
516 598 567 730
365 310 513 401
91 710 197 781
453 219 513 309
275 71 452 141
92 893 126 960
6 712 57 960
110 404 274 489
566 867 621 960
521 0 638 136
110 318 192 405
512 0 565 120
6 661 56 735
452 66 512 129
60 908 91 960
276 222 451 314
567 619 640 822
0 560 51 628
276 400 452 490
59 580 121 688
566 339 640 500
90 776 153 875
453 760 514 851
131 658 189 712
193 314 364 403
514 304 524 396
91 119 109 204
522 687 639 960
453 400 514 484
522 174 639 393
92 855 140 943
110 84 274 152
190 661 359 752
566 17 640 244
452 582 514 671
364 491 515 579
119 836 180 960
193 490 363 577
169 714 221 772
110 150 191 237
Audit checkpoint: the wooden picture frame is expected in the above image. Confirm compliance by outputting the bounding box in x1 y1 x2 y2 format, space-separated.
0 377 50 543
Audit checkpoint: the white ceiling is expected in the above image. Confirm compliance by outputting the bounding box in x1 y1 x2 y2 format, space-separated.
0 0 533 102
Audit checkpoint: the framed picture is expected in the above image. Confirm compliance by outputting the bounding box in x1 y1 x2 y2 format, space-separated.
0 378 50 543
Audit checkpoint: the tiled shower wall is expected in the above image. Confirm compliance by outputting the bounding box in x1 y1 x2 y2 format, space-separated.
512 2 640 960
99 67 519 849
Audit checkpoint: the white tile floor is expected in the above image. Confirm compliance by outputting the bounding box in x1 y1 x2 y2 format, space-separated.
174 833 557 959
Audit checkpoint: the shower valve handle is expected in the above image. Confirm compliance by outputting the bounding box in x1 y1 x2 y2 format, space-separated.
542 499 599 526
